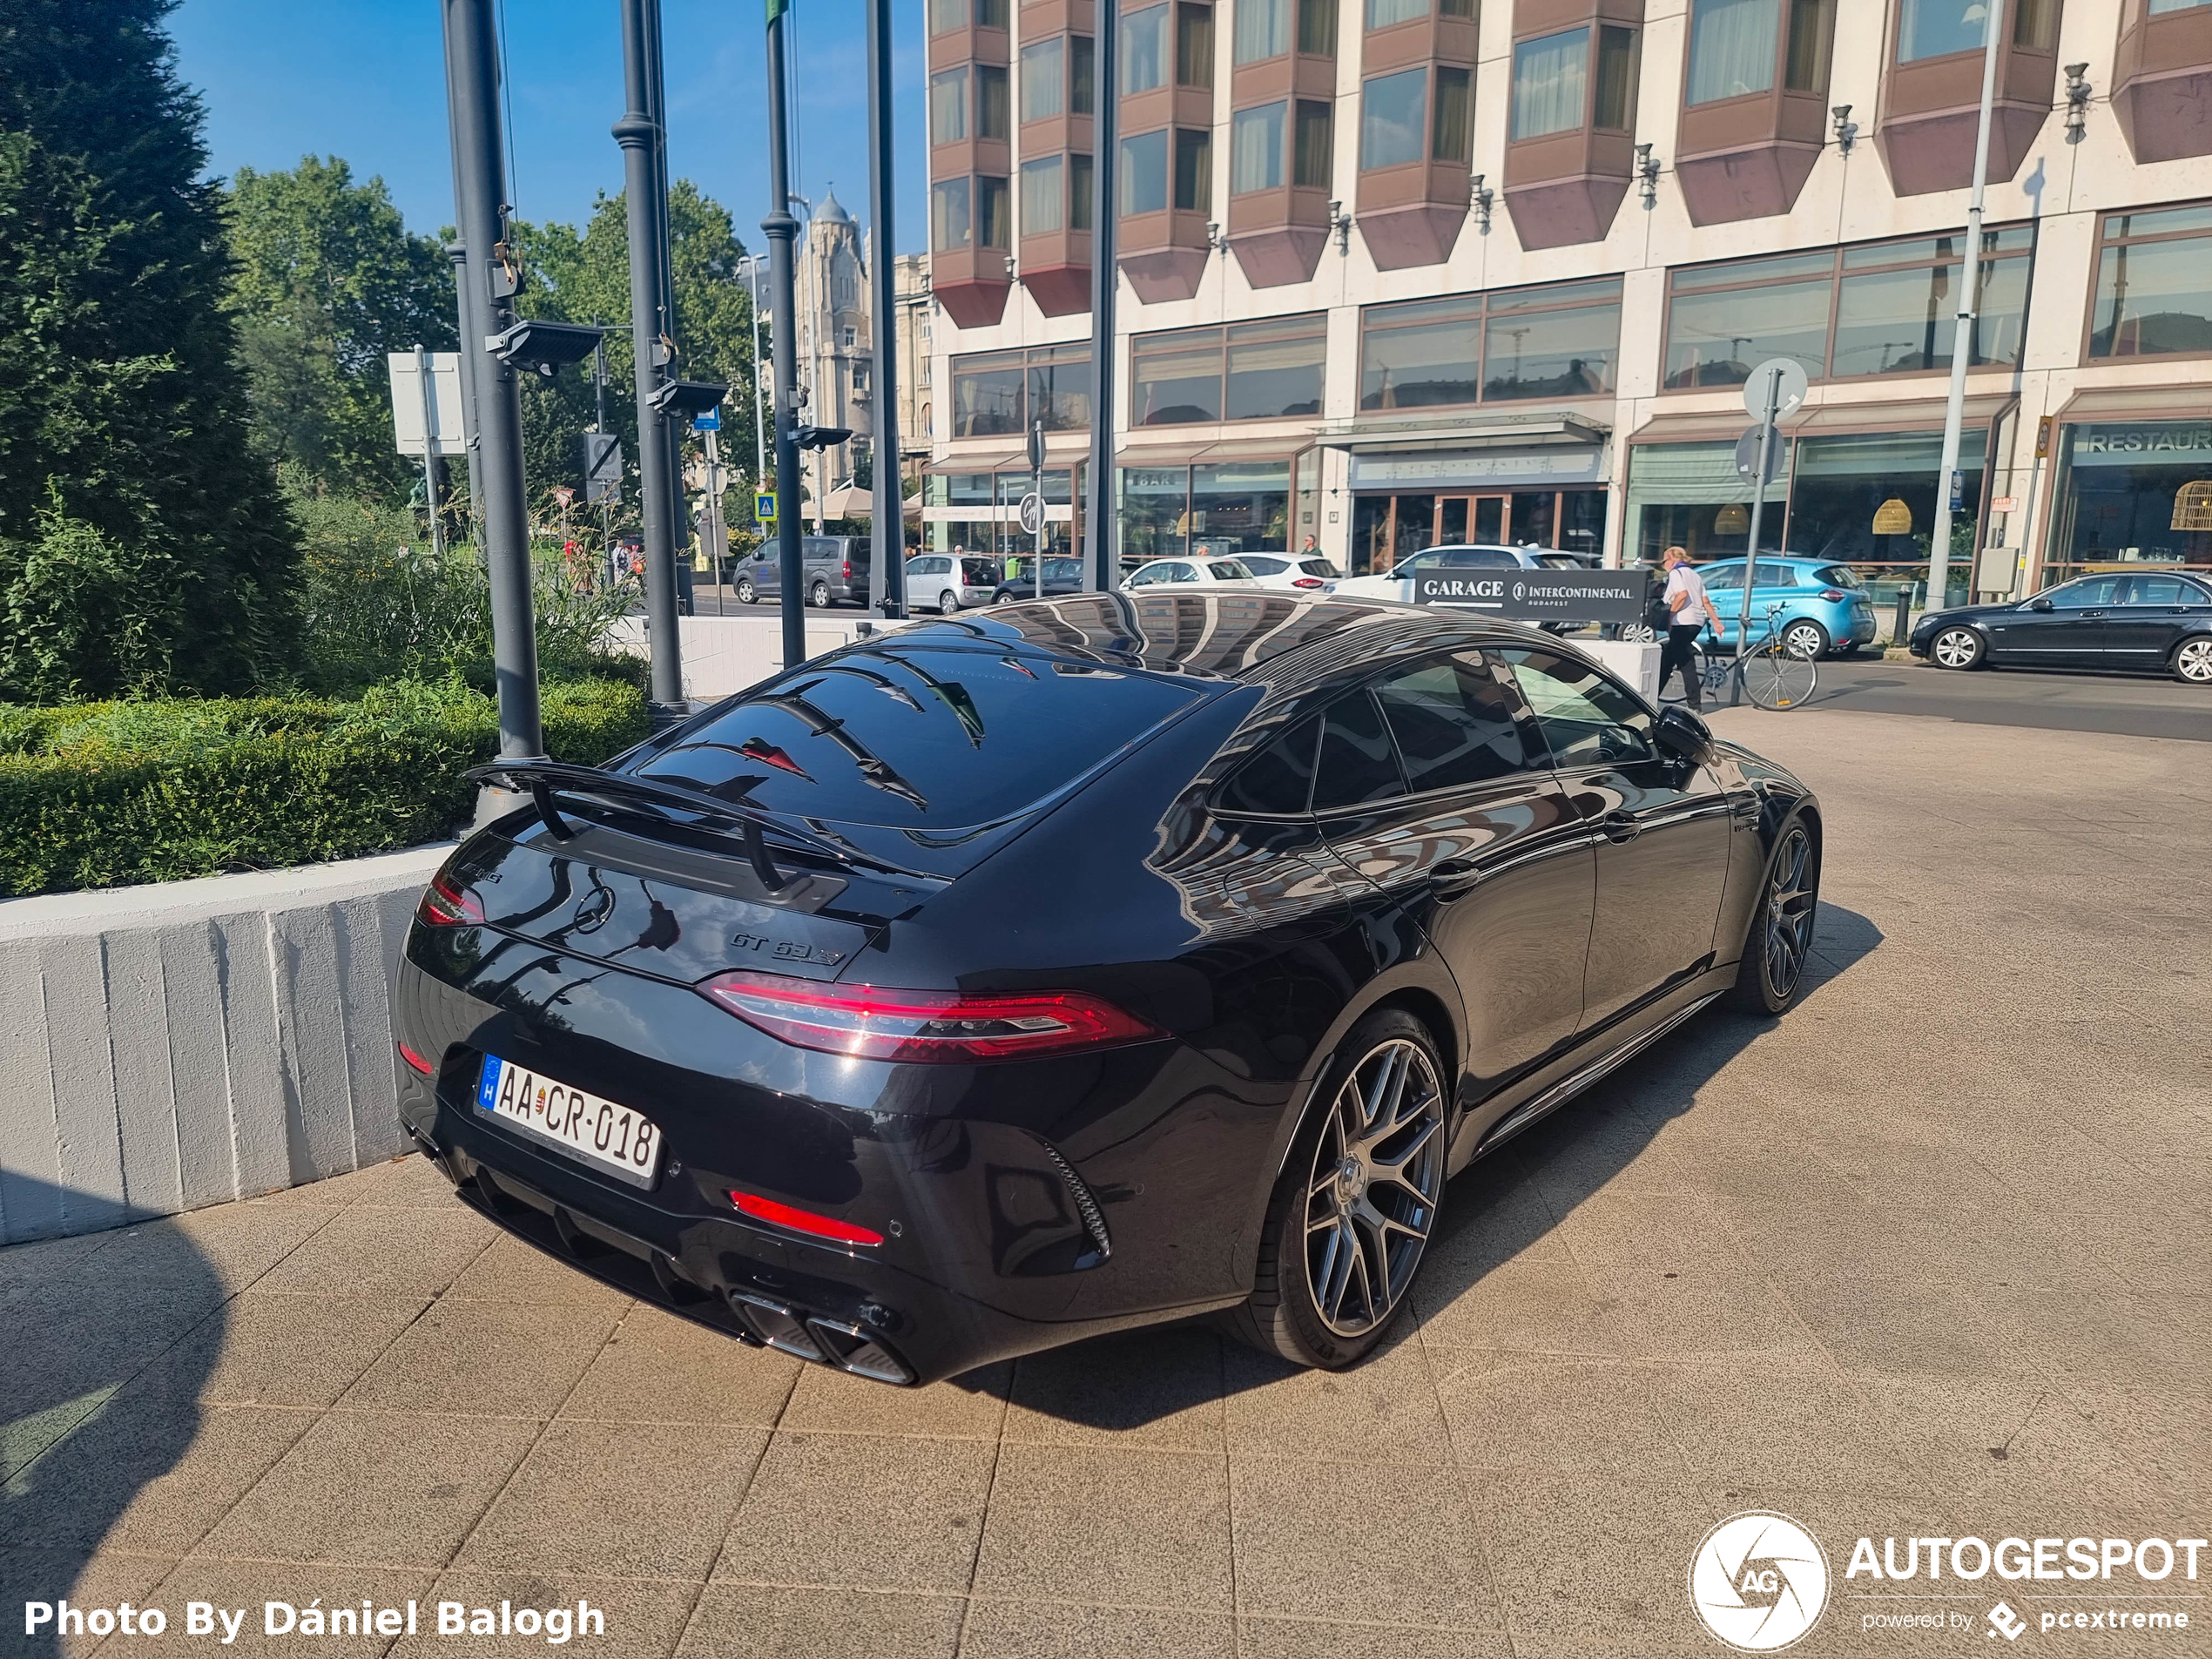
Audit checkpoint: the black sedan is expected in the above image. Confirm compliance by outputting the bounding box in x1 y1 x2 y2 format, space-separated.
990 555 1085 605
394 594 1822 1385
1911 570 2212 683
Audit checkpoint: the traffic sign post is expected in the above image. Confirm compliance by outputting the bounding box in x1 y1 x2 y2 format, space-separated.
1730 357 1806 705
754 490 777 527
1026 418 1046 600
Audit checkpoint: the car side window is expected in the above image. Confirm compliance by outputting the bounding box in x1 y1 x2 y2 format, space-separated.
2047 577 2123 608
1311 691 1404 811
1209 561 1251 581
1371 655 1530 794
2124 576 2194 605
1167 563 1200 583
1217 713 1323 815
1243 556 1286 576
1755 562 1797 587
1701 565 1744 591
1498 649 1656 770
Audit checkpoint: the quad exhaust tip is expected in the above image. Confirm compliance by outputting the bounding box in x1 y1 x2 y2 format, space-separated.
725 1289 916 1386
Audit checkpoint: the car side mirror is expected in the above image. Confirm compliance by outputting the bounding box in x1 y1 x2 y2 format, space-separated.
1655 704 1712 761
2028 596 2054 611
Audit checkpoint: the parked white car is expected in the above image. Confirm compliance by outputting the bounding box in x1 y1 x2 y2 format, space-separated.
1236 552 1342 592
1119 556 1264 592
1332 543 1592 605
905 553 1001 613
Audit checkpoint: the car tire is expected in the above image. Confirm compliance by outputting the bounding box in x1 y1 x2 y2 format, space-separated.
735 577 758 605
993 590 1019 605
808 579 832 609
1781 618 1830 660
2171 636 2212 685
1228 1008 1447 1370
941 589 960 614
1930 625 1984 671
1729 819 1819 1017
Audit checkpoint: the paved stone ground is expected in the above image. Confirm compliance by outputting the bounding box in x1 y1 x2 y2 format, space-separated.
1 709 2204 1659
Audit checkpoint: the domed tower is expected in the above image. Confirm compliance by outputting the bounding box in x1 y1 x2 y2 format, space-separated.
796 187 873 530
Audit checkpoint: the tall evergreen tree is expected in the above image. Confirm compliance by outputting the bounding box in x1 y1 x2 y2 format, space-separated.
0 0 297 698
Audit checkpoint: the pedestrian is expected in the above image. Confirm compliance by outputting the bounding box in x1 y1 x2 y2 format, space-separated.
1657 545 1716 710
1301 534 1318 555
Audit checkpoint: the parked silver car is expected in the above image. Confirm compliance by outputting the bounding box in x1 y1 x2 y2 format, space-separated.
907 553 1001 612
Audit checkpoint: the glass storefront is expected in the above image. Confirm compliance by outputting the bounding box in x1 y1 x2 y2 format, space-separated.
925 467 1082 563
2047 418 2212 585
1118 459 1292 564
1623 441 1791 565
1348 488 1608 575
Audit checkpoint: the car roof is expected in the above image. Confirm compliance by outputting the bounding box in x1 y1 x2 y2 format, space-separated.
844 591 1562 699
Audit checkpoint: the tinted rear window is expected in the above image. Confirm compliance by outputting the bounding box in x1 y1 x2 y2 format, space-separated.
1312 691 1403 811
1218 715 1321 814
636 648 1202 830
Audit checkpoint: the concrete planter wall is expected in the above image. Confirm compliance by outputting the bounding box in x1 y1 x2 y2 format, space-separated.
0 844 449 1244
608 612 914 703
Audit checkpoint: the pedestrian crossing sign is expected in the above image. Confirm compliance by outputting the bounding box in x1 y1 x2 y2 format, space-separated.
755 492 777 525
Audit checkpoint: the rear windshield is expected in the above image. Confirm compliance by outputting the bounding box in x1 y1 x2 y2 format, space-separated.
1299 557 1343 578
635 647 1203 830
1538 553 1581 569
1815 564 1864 590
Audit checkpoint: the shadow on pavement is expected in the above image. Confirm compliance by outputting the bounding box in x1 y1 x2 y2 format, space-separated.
0 1183 224 1659
995 901 1884 1426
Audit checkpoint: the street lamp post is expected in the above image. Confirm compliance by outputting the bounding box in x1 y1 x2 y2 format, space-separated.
866 0 906 618
763 0 807 671
440 0 542 761
1083 0 1118 592
615 0 685 715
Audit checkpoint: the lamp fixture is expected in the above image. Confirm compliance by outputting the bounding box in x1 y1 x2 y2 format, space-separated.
1470 173 1494 234
1831 104 1857 154
2064 64 2092 145
1205 219 1227 253
1634 145 1662 209
1325 199 1354 255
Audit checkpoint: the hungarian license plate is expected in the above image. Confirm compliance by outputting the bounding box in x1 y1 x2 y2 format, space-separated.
475 1055 663 1188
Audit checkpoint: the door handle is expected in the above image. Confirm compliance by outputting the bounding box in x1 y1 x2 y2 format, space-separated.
2083 610 2106 617
1600 810 1642 844
1430 860 1486 896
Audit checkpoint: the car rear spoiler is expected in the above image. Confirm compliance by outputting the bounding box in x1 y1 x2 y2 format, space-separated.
466 759 932 890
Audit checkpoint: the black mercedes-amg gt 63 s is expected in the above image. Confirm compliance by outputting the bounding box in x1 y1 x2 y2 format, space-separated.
395 593 1820 1386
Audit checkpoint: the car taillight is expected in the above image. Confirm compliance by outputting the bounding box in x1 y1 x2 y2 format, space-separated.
841 561 852 578
416 872 484 927
1293 577 1324 589
1819 588 1846 602
398 1042 436 1076
696 971 1163 1062
727 1188 883 1246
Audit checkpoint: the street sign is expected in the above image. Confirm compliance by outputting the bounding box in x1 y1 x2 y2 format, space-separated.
387 352 465 457
581 432 623 504
1733 427 1782 485
1740 357 1810 423
1026 421 1047 474
692 407 721 432
754 491 778 525
554 485 575 506
1413 568 1649 625
1018 492 1046 536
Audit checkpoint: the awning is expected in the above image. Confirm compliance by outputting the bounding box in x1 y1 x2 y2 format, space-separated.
818 485 921 518
1790 392 2018 435
1629 405 1811 445
2048 385 2212 423
1318 408 1611 452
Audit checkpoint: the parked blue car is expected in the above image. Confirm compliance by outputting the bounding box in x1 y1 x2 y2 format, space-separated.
1689 557 1879 659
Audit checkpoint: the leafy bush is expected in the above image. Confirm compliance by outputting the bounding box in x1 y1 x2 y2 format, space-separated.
0 675 648 897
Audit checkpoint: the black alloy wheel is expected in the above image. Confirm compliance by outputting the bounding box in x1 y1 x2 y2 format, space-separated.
1931 625 1984 670
994 590 1019 605
808 578 832 609
1231 1008 1447 1367
1730 820 1818 1015
735 577 758 605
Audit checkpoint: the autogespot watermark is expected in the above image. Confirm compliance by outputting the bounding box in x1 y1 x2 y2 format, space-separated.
1690 1518 2207 1650
21 1598 606 1647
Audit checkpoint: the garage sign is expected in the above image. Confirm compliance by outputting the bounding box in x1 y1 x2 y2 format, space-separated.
1414 568 1650 624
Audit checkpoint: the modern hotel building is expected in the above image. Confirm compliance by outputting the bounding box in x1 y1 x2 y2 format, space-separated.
919 0 2211 604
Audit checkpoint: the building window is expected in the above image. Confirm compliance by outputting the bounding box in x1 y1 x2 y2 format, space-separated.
1030 343 1094 428
1594 26 1636 129
2049 420 2212 583
976 65 1009 138
1132 314 1326 425
950 345 1093 435
1236 0 1291 64
1121 129 1171 214
1020 37 1063 121
1439 0 1472 14
2087 201 2212 360
1177 3 1216 84
1897 0 1990 62
1294 99 1333 186
1072 36 1096 111
977 0 1008 26
1123 4 1171 92
1176 127 1214 211
929 67 968 143
1686 0 1779 105
1022 155 1066 233
1233 102 1287 193
1070 152 1096 229
1663 226 2036 388
1119 460 1291 562
1360 276 1623 409
1512 27 1587 139
1298 0 1338 54
928 0 967 35
1433 66 1473 163
977 176 1011 246
1784 0 1835 91
1361 65 1428 169
932 178 973 250
2013 0 2059 49
1366 0 1426 28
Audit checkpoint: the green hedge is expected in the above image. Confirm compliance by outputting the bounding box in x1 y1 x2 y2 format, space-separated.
0 676 650 897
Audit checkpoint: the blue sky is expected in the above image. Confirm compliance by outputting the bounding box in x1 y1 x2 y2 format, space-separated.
167 0 929 253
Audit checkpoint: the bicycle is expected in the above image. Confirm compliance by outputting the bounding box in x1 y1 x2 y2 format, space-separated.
1657 603 1817 711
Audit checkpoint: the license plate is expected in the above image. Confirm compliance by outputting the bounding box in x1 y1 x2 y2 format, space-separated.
475 1055 663 1188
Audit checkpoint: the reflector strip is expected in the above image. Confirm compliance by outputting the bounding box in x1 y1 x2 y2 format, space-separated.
728 1189 885 1246
398 1042 436 1076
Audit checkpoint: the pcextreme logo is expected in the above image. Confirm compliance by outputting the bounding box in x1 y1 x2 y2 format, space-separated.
1689 1511 1832 1652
